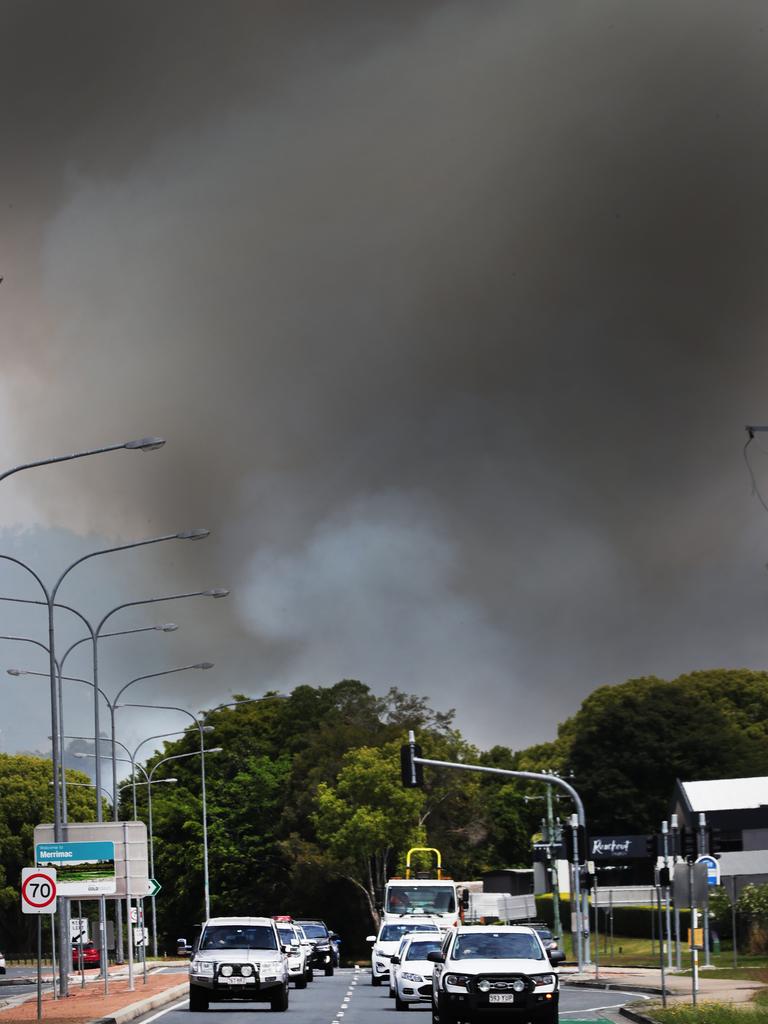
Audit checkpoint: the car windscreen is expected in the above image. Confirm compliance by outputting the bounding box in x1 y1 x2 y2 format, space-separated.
385 886 455 915
454 932 544 961
200 925 277 951
299 924 328 940
406 940 443 961
380 924 439 942
278 929 295 945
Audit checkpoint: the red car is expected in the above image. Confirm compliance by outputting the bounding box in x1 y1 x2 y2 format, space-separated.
72 942 100 969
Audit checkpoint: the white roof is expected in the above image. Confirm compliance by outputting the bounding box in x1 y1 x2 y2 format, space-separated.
204 917 274 926
682 777 768 812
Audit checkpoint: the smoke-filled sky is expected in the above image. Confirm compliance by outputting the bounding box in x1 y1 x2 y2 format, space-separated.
3 0 768 770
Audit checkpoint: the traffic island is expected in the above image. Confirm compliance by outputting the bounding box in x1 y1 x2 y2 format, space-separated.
0 971 187 1024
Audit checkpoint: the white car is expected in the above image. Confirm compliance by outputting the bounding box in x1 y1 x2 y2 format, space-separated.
293 923 315 981
0 950 5 975
391 933 444 1010
430 924 564 1024
189 916 290 1012
367 918 442 987
388 929 441 995
275 923 310 988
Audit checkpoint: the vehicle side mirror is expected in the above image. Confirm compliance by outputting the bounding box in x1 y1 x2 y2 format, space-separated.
426 951 444 964
390 955 400 965
281 944 292 954
548 949 565 965
366 935 376 943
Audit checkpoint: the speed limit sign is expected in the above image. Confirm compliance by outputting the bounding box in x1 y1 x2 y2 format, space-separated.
21 867 57 914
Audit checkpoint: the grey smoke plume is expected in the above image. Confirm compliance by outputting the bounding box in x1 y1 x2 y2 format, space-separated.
2 1 768 755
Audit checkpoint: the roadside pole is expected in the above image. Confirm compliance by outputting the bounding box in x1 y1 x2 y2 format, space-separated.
661 820 673 970
571 815 584 970
37 916 43 1020
730 877 738 968
689 860 698 1006
50 914 57 1000
671 814 682 969
546 785 562 946
593 877 600 983
698 813 711 967
655 875 667 1007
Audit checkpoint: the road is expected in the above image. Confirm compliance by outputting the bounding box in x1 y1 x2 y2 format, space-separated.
134 970 644 1024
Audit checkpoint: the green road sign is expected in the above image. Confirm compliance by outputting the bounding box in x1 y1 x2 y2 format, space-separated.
147 878 162 898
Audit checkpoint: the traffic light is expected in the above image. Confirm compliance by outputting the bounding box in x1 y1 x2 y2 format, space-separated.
708 827 723 854
645 834 659 858
579 867 595 892
400 742 424 788
680 827 697 861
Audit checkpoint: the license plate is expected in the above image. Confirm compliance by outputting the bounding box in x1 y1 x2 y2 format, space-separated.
489 994 517 1004
220 977 251 984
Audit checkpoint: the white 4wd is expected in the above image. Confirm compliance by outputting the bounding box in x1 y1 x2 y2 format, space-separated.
430 925 564 1024
189 917 289 1012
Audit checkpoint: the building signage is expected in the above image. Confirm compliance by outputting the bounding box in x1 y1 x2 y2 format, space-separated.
590 835 649 860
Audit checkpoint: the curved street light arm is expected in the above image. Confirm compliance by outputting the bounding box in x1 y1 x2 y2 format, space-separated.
114 664 213 708
51 533 183 602
148 749 211 782
96 591 225 636
0 438 165 483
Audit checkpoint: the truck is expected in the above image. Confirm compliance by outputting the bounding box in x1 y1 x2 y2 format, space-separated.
382 847 460 928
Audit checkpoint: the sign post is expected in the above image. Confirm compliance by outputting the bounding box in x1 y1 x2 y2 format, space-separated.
21 868 57 1020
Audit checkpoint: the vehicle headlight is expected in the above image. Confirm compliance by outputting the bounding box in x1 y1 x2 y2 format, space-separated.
532 974 555 988
513 979 526 993
401 972 424 983
241 965 254 978
191 960 214 975
316 943 330 950
444 973 471 990
220 965 233 977
477 979 491 993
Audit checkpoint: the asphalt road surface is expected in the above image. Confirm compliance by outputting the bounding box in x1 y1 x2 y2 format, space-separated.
134 970 645 1024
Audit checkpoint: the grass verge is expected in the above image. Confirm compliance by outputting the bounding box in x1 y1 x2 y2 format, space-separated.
654 1004 768 1024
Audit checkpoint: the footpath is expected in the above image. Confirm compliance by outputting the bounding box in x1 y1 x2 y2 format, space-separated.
564 965 767 1019
0 964 189 1024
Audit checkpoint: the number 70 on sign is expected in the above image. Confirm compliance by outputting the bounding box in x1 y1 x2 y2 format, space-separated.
21 867 57 914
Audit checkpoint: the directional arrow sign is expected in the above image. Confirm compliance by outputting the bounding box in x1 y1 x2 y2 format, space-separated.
147 878 162 898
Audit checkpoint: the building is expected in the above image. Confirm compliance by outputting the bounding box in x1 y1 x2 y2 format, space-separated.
671 776 768 851
671 776 768 895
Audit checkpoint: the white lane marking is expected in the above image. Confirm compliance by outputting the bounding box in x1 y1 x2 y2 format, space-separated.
135 999 188 1024
560 992 652 1014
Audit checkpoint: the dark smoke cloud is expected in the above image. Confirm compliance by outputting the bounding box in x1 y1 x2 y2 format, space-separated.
2 1 768 756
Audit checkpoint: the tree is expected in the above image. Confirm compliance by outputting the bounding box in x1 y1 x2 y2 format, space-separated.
312 741 426 926
0 754 96 952
517 670 768 833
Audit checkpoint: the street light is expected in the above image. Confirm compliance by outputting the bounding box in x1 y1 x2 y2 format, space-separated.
0 531 210 833
0 437 166 483
2 622 178 818
0 435 165 995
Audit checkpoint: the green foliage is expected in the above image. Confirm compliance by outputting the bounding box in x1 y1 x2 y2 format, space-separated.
0 754 96 952
518 669 768 832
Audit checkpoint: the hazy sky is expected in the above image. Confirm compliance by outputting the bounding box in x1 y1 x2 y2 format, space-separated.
3 1 768 769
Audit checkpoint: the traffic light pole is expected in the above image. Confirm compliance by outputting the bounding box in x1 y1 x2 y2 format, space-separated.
405 731 591 971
